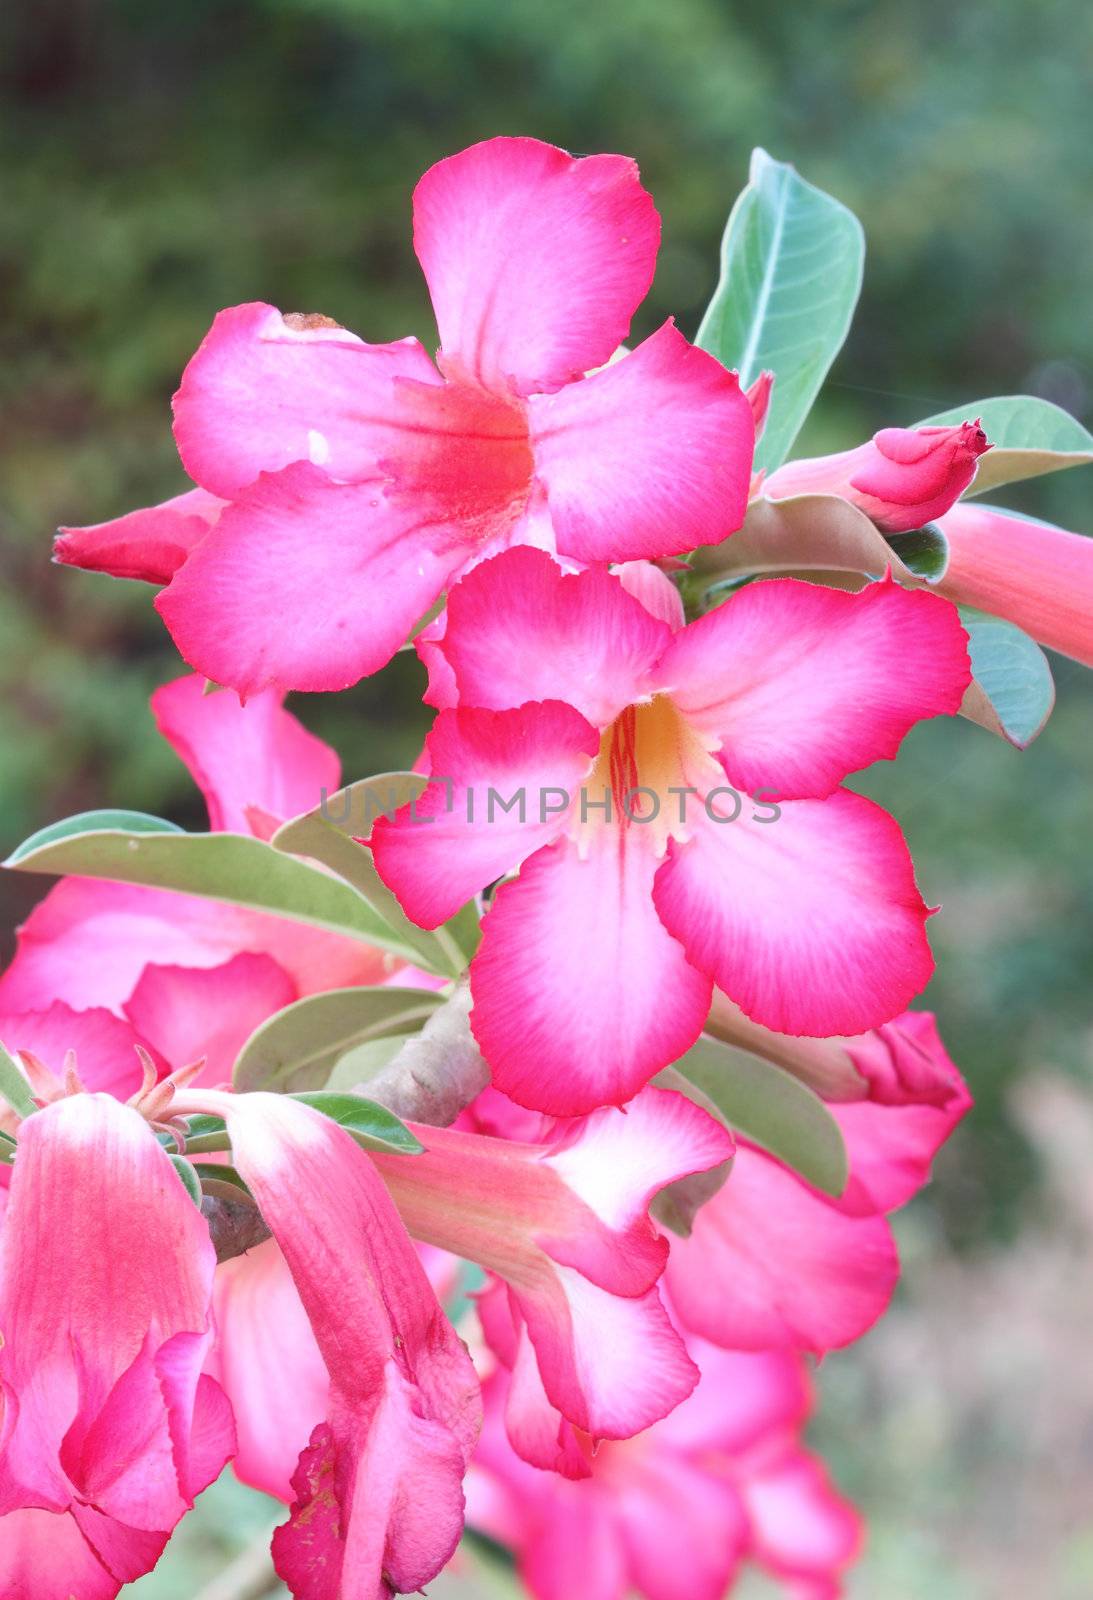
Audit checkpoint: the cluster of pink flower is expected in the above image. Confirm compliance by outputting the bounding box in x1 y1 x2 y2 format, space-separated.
1 136 1089 1598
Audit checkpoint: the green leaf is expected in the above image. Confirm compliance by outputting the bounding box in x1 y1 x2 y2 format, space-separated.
292 1090 423 1155
917 396 1093 496
192 1161 251 1195
325 1032 416 1091
0 1039 37 1121
5 809 184 864
665 1034 848 1197
958 606 1056 748
272 773 481 978
233 985 443 1092
177 1114 231 1155
170 1154 204 1207
886 523 950 583
0 1128 17 1165
697 148 864 474
3 819 408 953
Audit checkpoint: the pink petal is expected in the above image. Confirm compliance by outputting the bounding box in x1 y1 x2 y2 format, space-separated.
500 1313 592 1479
172 301 442 497
0 1507 159 1600
530 321 753 560
615 559 687 630
614 1455 749 1600
211 1241 330 1502
151 673 341 833
653 789 935 1037
470 829 712 1115
0 877 389 1015
124 953 297 1084
54 487 224 585
660 576 971 799
413 136 660 397
846 1009 968 1109
665 1142 899 1353
521 1487 630 1600
156 463 477 696
371 701 599 928
831 1082 972 1218
0 1001 150 1100
647 1341 810 1459
439 546 672 726
744 1448 863 1584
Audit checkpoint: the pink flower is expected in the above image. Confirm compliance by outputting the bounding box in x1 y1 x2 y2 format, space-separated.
665 1024 972 1353
0 673 390 1021
936 500 1093 667
764 421 991 532
368 1086 733 1472
371 546 971 1114
58 138 754 697
0 1094 235 1598
466 1338 862 1600
173 1088 482 1600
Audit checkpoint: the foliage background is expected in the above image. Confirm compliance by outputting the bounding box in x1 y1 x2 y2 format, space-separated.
1 1 1091 1594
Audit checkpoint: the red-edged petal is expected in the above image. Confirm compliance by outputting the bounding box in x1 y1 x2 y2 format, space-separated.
172 301 442 497
529 322 753 561
653 789 935 1038
152 673 340 833
413 136 659 397
661 577 971 800
440 547 672 725
54 487 224 585
123 953 296 1085
371 702 598 929
471 828 712 1115
831 1082 972 1218
156 463 475 696
665 1142 899 1353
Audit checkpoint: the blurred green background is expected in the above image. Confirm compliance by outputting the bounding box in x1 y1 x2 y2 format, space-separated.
2 1 1091 1594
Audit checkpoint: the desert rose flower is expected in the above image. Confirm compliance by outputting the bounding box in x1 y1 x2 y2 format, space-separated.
935 501 1093 667
371 546 972 1114
763 420 990 532
57 137 754 697
0 1094 235 1599
466 1339 861 1600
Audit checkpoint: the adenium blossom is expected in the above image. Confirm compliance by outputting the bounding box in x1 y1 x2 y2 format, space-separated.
371 545 972 1114
665 1027 972 1353
170 1088 482 1600
936 500 1093 668
466 1338 861 1600
57 137 754 697
367 1086 733 1472
763 420 991 532
0 1094 234 1599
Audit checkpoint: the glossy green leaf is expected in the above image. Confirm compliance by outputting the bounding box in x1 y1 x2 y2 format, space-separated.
886 523 950 583
698 148 864 474
292 1090 423 1155
233 985 443 1092
170 1153 204 1207
667 1034 848 1197
177 1114 231 1155
3 818 406 952
192 1160 251 1195
959 606 1056 748
0 1039 37 1121
917 395 1093 495
272 773 481 978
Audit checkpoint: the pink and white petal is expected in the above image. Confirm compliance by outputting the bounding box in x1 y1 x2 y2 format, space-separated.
648 1341 810 1459
0 1507 155 1600
831 1085 972 1218
371 702 598 929
520 1267 698 1440
665 1143 899 1354
124 953 297 1085
172 301 443 497
529 322 753 561
151 674 340 833
653 790 935 1038
0 1001 150 1100
439 547 671 725
744 1448 863 1585
615 1456 748 1600
211 1240 329 1503
54 487 224 585
156 463 474 696
470 829 711 1116
660 577 971 799
503 1313 591 1479
413 136 659 397
0 878 390 1016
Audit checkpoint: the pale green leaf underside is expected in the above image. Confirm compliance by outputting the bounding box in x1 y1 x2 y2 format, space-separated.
233 985 443 1093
